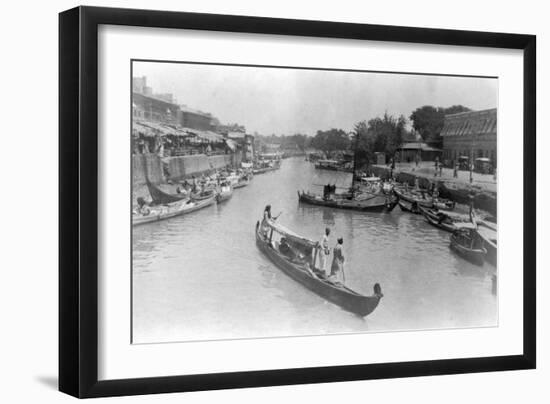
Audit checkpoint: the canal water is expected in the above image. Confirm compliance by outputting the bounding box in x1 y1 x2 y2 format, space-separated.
132 157 497 344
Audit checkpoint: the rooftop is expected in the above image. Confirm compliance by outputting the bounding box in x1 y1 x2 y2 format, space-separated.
441 108 497 137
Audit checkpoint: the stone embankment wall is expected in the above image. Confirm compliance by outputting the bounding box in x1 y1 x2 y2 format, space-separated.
132 152 242 186
370 166 497 216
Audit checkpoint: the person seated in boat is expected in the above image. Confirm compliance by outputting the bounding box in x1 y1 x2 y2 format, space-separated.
317 227 331 275
330 237 345 283
278 237 296 261
323 184 329 200
136 197 151 216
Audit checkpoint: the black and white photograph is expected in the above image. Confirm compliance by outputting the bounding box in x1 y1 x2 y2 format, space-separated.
131 61 498 344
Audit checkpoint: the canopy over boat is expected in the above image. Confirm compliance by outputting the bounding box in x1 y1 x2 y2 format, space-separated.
264 219 318 250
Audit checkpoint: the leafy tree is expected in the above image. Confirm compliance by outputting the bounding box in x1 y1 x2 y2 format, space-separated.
409 105 471 145
311 128 351 155
352 113 409 168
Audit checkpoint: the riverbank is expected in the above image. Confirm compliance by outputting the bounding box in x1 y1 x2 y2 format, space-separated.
132 152 241 204
371 162 497 216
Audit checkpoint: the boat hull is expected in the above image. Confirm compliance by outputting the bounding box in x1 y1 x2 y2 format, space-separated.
397 199 421 214
255 224 382 317
450 233 487 265
133 195 216 226
298 191 397 212
216 190 233 203
191 189 217 201
394 187 455 210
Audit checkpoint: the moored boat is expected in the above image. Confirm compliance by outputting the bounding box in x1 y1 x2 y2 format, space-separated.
298 190 397 212
216 182 233 203
450 227 487 265
132 195 216 226
233 173 252 189
419 206 476 233
314 159 353 172
190 188 217 201
393 186 455 210
146 179 188 205
255 219 383 317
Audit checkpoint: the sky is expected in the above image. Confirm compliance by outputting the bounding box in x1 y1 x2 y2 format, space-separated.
133 61 498 136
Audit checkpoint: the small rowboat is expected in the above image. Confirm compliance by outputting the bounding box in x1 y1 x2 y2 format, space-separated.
298 191 397 212
393 186 455 210
132 195 216 226
420 206 475 233
450 228 487 265
233 178 250 189
233 174 252 189
255 220 382 317
253 160 281 175
252 165 278 175
190 188 217 201
216 183 233 203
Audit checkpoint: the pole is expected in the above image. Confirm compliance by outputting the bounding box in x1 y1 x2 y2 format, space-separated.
351 130 361 196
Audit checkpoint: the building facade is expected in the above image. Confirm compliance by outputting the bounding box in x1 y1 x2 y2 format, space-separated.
397 142 442 162
178 106 215 131
132 92 180 124
440 108 497 166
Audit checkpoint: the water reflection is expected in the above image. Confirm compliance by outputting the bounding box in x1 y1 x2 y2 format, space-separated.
132 157 497 343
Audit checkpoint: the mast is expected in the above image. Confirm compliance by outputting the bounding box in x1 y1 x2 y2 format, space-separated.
351 130 361 194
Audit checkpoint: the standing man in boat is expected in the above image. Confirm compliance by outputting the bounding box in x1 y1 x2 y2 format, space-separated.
261 205 281 237
331 238 345 283
318 227 331 275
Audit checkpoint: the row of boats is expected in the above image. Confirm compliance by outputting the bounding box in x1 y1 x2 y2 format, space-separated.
262 176 496 317
133 160 281 226
297 175 496 266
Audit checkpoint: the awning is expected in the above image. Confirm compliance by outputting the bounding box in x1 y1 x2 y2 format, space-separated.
225 138 238 151
265 220 318 248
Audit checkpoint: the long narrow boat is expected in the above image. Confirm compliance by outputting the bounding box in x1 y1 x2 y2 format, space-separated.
298 190 397 212
450 228 487 265
253 165 279 175
146 179 187 205
233 177 250 189
393 186 455 210
190 188 217 201
132 194 216 226
253 159 281 175
255 219 383 317
419 206 475 233
233 173 252 189
314 159 353 172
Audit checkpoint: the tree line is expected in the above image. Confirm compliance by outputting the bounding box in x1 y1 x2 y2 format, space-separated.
307 104 471 165
254 104 470 164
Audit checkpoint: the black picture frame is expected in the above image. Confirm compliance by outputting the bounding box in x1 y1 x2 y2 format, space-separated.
59 6 536 398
